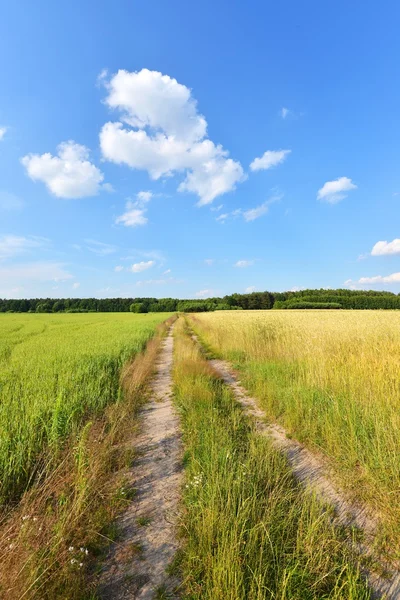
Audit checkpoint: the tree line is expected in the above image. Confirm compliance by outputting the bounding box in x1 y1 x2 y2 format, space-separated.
1 288 400 313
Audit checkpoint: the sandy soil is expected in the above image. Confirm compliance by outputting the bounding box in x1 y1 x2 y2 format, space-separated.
98 326 182 599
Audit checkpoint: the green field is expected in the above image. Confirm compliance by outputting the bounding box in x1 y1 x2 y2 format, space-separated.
0 312 170 503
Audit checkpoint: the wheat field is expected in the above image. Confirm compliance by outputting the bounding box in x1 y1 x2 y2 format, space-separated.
189 310 400 553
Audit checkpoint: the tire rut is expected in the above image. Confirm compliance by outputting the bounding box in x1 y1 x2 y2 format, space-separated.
98 326 182 599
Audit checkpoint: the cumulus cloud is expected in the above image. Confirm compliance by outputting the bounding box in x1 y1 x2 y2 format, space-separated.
115 190 153 227
100 68 245 205
21 141 106 198
245 286 256 293
235 260 254 268
371 239 400 256
0 126 7 141
0 235 48 260
130 260 155 273
250 149 291 172
72 282 80 289
317 177 357 204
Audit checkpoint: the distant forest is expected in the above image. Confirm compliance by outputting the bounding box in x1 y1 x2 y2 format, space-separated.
2 288 400 312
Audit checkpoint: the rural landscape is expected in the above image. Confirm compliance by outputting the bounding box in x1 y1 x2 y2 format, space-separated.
1 1 400 598
0 305 399 598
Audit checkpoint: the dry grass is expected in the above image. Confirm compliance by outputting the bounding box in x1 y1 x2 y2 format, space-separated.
0 315 175 600
173 316 370 599
189 310 400 556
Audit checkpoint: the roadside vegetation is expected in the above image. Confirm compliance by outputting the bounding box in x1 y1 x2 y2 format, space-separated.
0 313 173 599
173 317 370 599
189 310 400 557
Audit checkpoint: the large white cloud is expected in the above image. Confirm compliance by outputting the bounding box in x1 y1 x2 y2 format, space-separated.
371 238 400 256
21 141 106 198
250 149 291 172
100 69 245 205
317 177 357 204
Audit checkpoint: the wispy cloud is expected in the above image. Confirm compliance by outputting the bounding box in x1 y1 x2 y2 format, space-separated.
0 191 24 211
0 126 7 141
217 193 281 223
0 235 48 260
195 289 215 297
280 107 290 119
85 239 117 255
235 260 254 268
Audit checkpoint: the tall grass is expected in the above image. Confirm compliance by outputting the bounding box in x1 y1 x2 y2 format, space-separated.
189 310 400 553
0 313 175 599
0 313 170 503
173 317 370 599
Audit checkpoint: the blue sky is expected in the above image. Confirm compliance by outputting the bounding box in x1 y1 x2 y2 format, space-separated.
1 0 400 299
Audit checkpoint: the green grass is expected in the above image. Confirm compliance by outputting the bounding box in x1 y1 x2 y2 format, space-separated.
189 311 400 555
0 312 170 503
173 318 370 600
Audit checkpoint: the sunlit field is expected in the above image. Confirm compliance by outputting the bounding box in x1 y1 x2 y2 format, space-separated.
0 313 170 503
189 310 400 551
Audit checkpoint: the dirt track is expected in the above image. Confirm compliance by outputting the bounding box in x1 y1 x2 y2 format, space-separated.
98 326 182 599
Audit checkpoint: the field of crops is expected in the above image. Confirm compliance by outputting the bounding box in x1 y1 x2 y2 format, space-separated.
0 313 170 504
189 310 400 551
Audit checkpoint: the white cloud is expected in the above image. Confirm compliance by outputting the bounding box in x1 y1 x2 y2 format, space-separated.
280 108 289 119
85 239 116 256
204 259 215 266
100 68 245 205
210 204 223 212
136 276 181 287
0 262 73 284
245 286 256 293
217 193 281 223
359 273 400 284
317 176 357 204
21 141 106 198
72 282 80 289
163 268 171 274
371 239 400 256
243 201 272 222
346 273 400 286
0 127 7 141
116 205 148 227
115 190 153 227
0 191 24 211
195 289 215 297
250 149 291 172
235 260 254 268
0 235 47 260
130 260 155 273
114 265 124 272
